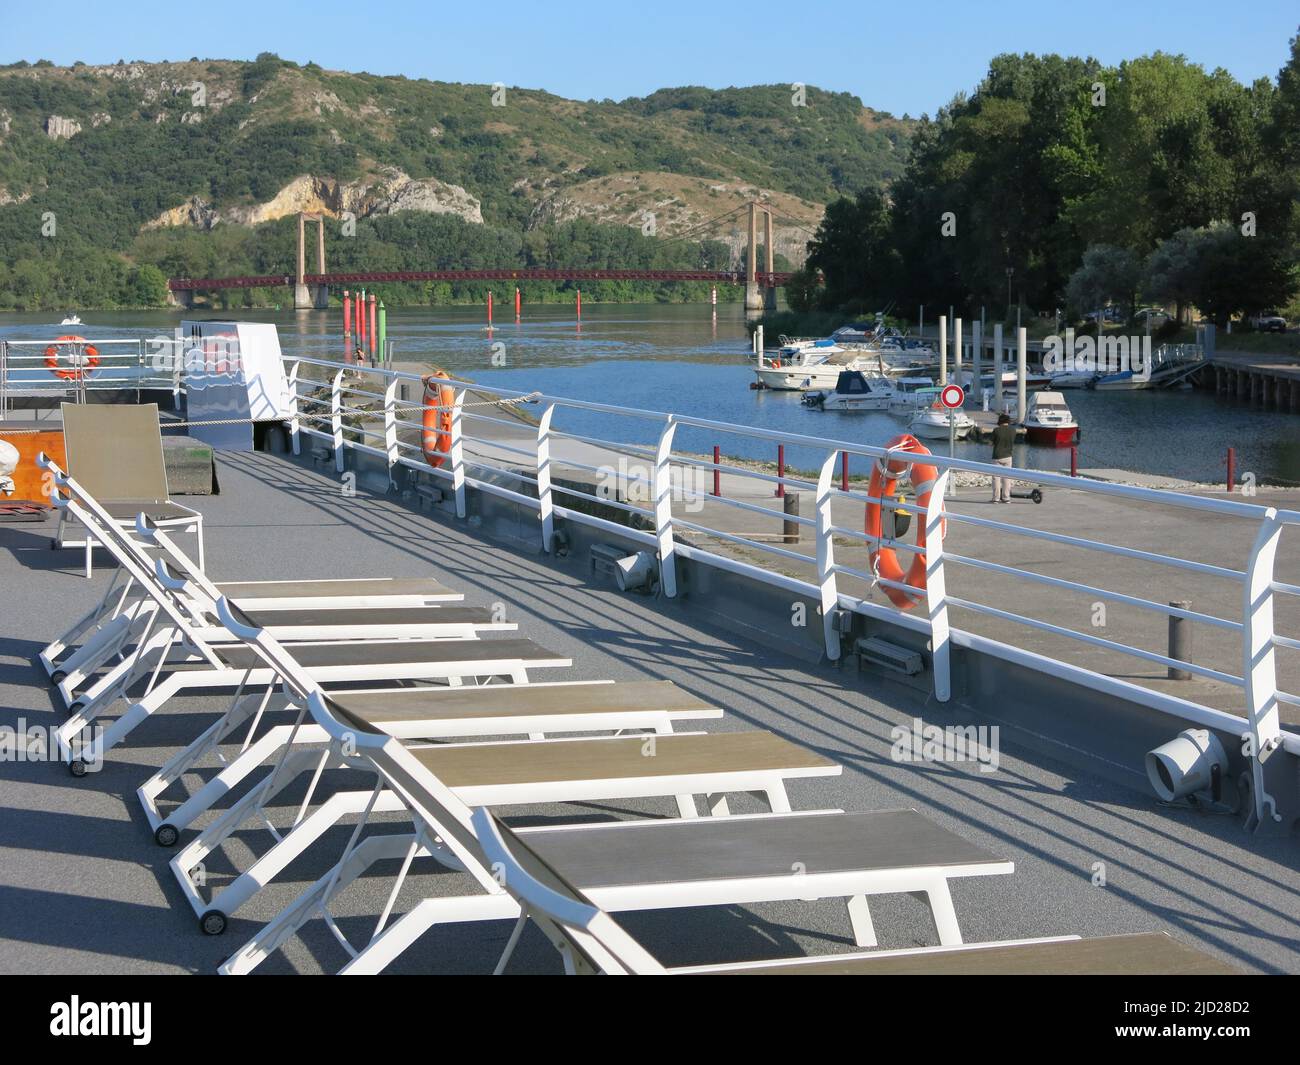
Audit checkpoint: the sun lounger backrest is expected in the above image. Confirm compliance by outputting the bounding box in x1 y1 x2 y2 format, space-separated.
61 403 170 503
211 605 506 894
50 480 225 669
471 807 665 975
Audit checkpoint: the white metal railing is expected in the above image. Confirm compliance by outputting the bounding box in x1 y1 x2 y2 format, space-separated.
274 354 1296 826
0 339 177 415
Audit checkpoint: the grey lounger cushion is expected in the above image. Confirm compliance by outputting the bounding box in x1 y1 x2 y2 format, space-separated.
411 731 836 788
522 808 1005 888
218 578 458 601
331 680 718 725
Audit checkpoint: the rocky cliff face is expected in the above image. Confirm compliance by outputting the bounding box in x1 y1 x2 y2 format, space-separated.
142 167 483 231
528 171 821 266
44 115 81 139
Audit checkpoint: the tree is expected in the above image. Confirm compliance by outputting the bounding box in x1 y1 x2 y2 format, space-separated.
131 264 169 306
1065 244 1140 318
1145 222 1293 326
805 187 898 310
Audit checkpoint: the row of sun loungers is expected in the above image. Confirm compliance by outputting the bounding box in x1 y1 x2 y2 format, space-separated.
32 407 1237 974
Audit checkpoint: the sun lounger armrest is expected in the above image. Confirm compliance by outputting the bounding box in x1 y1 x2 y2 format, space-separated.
472 808 600 929
135 513 159 541
306 690 390 748
154 557 190 592
216 596 264 639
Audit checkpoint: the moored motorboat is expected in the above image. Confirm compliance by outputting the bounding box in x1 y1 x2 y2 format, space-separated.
1022 391 1079 446
909 402 976 440
887 376 937 412
1049 370 1097 389
803 370 894 411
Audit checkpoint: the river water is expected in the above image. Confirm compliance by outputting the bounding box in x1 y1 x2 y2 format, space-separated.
3 304 1298 484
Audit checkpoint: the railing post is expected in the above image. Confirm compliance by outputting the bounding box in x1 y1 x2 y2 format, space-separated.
653 417 680 597
1243 510 1283 830
331 368 345 473
449 388 467 519
287 360 301 455
924 468 952 702
536 403 557 551
383 376 399 476
815 451 842 661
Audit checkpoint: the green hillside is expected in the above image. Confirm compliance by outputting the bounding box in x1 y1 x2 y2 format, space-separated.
0 56 913 310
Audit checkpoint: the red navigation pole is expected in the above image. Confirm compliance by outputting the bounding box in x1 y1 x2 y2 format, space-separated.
342 289 352 362
515 287 521 320
368 293 378 359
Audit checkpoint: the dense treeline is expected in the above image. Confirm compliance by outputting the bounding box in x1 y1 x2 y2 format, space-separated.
795 34 1300 327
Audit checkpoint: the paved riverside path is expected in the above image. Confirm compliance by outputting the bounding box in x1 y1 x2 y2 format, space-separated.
1 451 1297 975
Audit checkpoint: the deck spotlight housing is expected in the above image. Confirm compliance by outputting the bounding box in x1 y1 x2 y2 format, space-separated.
1146 729 1227 804
615 551 656 593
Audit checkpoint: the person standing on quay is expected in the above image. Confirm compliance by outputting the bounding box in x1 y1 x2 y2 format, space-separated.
991 413 1016 503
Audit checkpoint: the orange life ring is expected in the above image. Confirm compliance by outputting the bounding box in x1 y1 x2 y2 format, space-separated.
44 335 100 380
865 433 944 610
421 372 456 469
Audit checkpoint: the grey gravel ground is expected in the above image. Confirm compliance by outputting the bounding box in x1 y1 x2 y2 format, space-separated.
0 450 1296 975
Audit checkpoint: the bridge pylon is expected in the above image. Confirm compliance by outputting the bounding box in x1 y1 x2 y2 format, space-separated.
745 202 764 314
295 212 330 310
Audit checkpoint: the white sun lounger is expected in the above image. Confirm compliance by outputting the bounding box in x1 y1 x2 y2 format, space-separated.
150 679 722 841
164 605 836 934
176 724 839 935
40 470 507 706
471 807 1241 975
47 499 570 771
55 403 204 578
36 459 461 679
42 477 570 773
215 601 1015 975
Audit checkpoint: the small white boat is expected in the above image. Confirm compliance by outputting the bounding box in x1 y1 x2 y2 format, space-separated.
959 369 1054 394
60 314 82 326
803 370 894 411
1049 370 1097 390
1022 391 1079 447
887 376 937 411
909 400 976 440
755 342 882 391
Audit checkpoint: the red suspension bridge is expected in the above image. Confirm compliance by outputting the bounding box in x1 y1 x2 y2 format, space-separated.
167 202 805 311
167 267 792 290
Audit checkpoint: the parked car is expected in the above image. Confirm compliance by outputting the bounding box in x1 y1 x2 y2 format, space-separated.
1248 310 1288 333
1135 308 1170 327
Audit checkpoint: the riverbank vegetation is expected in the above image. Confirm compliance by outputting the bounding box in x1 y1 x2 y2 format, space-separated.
781 32 1300 334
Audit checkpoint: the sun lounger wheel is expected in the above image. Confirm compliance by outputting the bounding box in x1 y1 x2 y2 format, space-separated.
200 910 227 936
154 824 179 848
68 759 88 778
67 699 86 718
50 670 67 685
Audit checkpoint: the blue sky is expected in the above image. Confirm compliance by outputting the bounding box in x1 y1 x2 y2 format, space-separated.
2 0 1295 117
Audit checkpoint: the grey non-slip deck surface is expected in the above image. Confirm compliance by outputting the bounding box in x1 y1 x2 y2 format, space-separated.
1 451 1297 975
